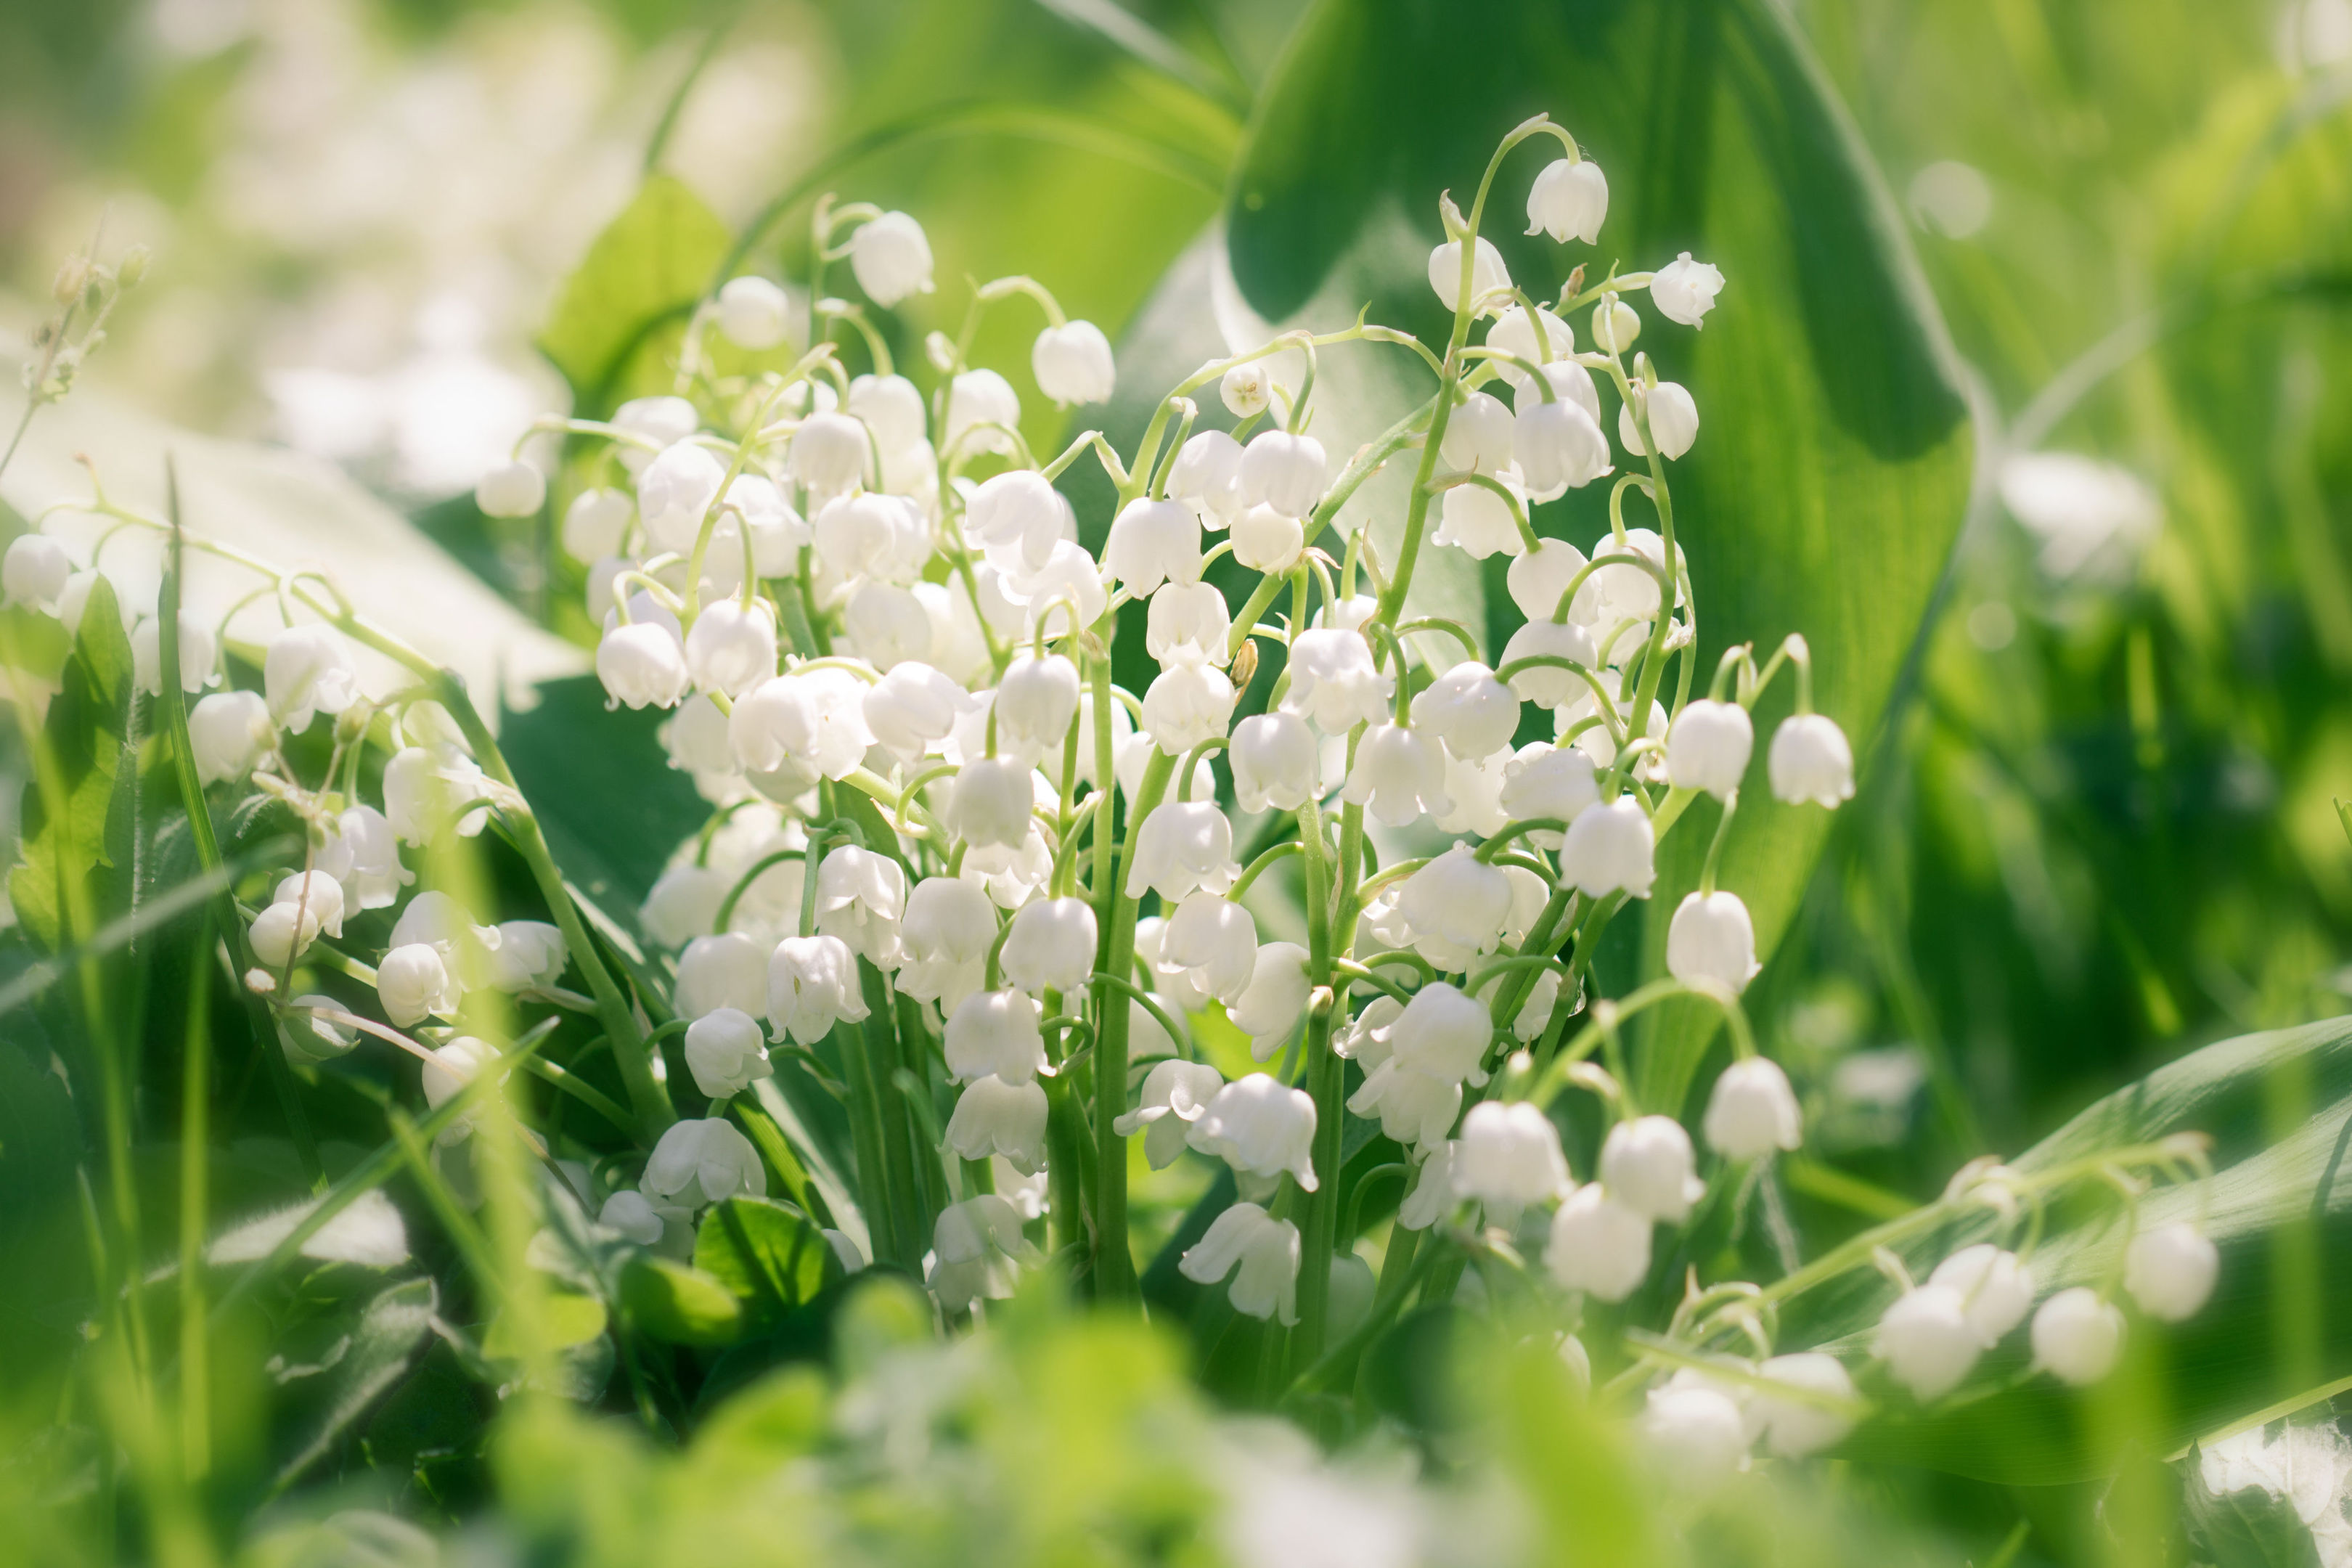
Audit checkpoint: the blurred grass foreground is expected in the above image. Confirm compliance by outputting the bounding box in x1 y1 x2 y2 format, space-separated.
2 1 2352 1564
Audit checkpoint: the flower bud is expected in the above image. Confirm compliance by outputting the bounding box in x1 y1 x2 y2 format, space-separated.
1649 251 1727 328
597 621 690 710
1239 429 1328 519
1116 1058 1225 1169
1427 236 1511 314
768 933 868 1045
1 534 72 609
474 460 546 518
189 690 275 785
2123 1221 2219 1322
642 1117 767 1209
1667 890 1760 994
1179 1201 1301 1323
1877 1284 1981 1401
637 440 727 552
1220 362 1271 418
1125 800 1237 901
1593 298 1641 353
1188 1074 1318 1193
1103 497 1201 595
2031 1288 2125 1385
1617 380 1700 460
1558 796 1655 898
1340 723 1451 828
264 624 361 733
685 1007 773 1099
944 1074 1050 1174
1169 430 1246 521
944 987 1047 1084
1545 1185 1652 1301
1229 942 1312 1062
1281 628 1395 735
1769 714 1855 807
684 599 777 698
849 211 934 306
1527 158 1608 244
999 894 1097 995
717 274 791 349
1600 1114 1703 1223
1032 319 1116 406
1702 1057 1802 1159
1229 711 1316 814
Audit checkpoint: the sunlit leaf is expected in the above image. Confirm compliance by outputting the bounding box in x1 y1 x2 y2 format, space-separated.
619 1254 744 1347
694 1196 841 1330
538 175 734 417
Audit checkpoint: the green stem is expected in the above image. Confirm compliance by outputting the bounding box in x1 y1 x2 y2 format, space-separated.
1089 747 1175 1301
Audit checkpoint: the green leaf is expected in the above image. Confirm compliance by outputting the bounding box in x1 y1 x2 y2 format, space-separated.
485 1292 609 1361
619 1254 744 1348
537 176 734 417
1803 1016 2352 1483
1217 0 1976 1113
10 575 132 952
272 1276 439 1490
693 1196 841 1331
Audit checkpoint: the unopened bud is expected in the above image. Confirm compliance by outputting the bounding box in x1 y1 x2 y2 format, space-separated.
115 245 151 288
1228 638 1258 691
52 256 91 306
1437 190 1469 240
926 330 957 373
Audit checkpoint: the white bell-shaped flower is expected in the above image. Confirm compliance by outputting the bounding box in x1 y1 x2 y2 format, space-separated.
475 459 546 518
928 1193 1041 1311
1440 390 1516 473
1497 619 1596 710
637 441 728 552
2031 1288 2124 1386
1667 890 1760 994
642 865 728 948
1649 252 1726 328
613 395 699 467
643 1117 766 1210
1596 296 1643 354
1769 714 1855 807
1558 796 1655 898
1527 158 1608 243
1514 388 1611 495
382 744 490 846
1546 1185 1651 1301
1239 430 1328 520
1928 1244 2035 1344
1349 1056 1464 1150
421 1037 498 1144
1432 475 1527 560
965 470 1071 575
1749 1353 1860 1459
1229 711 1317 813
767 933 869 1045
944 1074 1050 1174
1282 628 1396 734
1141 662 1234 756
944 987 1047 1085
1454 1101 1571 1226
947 756 1039 851
840 582 932 672
814 846 907 970
1159 891 1257 1005
790 410 870 496
1396 846 1512 971
1115 1058 1225 1169
683 600 777 698
131 614 216 698
1229 942 1312 1062
1617 380 1700 461
1702 1057 1802 1159
731 669 874 782
1220 361 1272 417
847 372 927 452
1600 1114 1704 1223
677 931 770 1020
1393 1142 1460 1229
1410 661 1520 760
2123 1222 2219 1322
849 211 934 306
562 489 633 561
319 804 412 910
1427 236 1511 314
1103 497 1201 595
1637 1384 1749 1486
684 1008 773 1099
1230 503 1305 573
598 621 690 710
1032 319 1115 407
1124 800 1237 901
1145 581 1229 667
377 944 458 1030
1379 981 1493 1084
1189 1073 1318 1193
1 534 71 609
1877 1284 1983 1402
1340 723 1451 827
1506 536 1594 621
1136 915 1210 1015
1487 303 1575 390
1168 430 1246 522
188 690 274 785
1000 895 1098 994
1500 743 1598 828
1588 526 1676 626
1180 1201 1302 1324
862 661 972 761
264 624 362 733
943 369 1021 457
814 491 929 583
897 876 997 1009
716 274 791 348
483 920 565 992
1665 699 1752 799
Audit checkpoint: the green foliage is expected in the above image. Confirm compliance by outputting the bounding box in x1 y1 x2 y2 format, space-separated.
9 575 132 952
620 1254 746 1347
538 175 735 417
693 1196 840 1331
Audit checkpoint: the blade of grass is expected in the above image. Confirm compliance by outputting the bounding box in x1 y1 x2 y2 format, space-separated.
176 917 213 1482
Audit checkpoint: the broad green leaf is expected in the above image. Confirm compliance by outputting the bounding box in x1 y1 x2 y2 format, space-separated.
485 1291 610 1361
538 175 734 416
619 1254 744 1348
1801 1015 2352 1482
273 1277 438 1489
1218 0 1976 1114
693 1196 841 1330
9 575 131 951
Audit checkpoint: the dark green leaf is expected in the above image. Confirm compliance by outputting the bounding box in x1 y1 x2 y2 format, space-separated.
693 1196 841 1330
619 1254 744 1347
272 1276 438 1490
10 576 134 952
537 175 733 416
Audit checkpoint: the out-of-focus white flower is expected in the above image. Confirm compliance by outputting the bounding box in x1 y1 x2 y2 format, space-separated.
1116 1058 1225 1169
849 211 934 306
637 440 728 551
642 1117 766 1210
1928 1244 2035 1345
943 369 1021 457
1703 1057 1802 1159
382 744 489 846
928 1193 1041 1311
1749 1353 1860 1458
562 489 634 563
685 1008 773 1099
1180 1201 1301 1323
189 691 275 785
1877 1284 1982 1402
1545 1185 1651 1300
1998 452 2160 580
1527 158 1608 243
946 756 1039 852
1453 1101 1570 1225
677 932 770 1020
1637 1383 1749 1486
1667 890 1760 994
2124 1222 2219 1322
1032 320 1115 406
2032 1288 2125 1385
1 534 71 610
731 669 876 783
1649 252 1726 327
944 1074 1050 1174
482 920 566 993
717 274 792 350
264 624 362 732
282 995 359 1064
768 934 869 1045
1600 1115 1704 1223
131 614 217 698
1558 796 1655 897
1189 1074 1318 1194
421 1036 498 1146
790 410 869 496
474 459 545 518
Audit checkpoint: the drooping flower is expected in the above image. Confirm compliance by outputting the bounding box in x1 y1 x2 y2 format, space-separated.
264 624 362 732
944 1074 1050 1175
1426 236 1511 314
1229 711 1318 813
928 1193 1042 1311
1527 158 1608 244
716 274 791 349
1928 1244 2035 1345
2031 1289 2125 1386
1545 1185 1651 1301
1282 629 1396 735
1599 1115 1704 1223
1649 251 1727 327
1396 846 1512 970
1103 498 1201 595
1666 890 1760 994
1558 796 1655 898
684 1008 774 1100
1702 1057 1803 1159
999 895 1098 995
1877 1284 1983 1402
943 987 1047 1085
1188 1074 1318 1194
1239 430 1328 519
767 934 869 1045
677 932 772 1020
642 1117 767 1210
1032 319 1116 406
1453 1101 1571 1227
1341 723 1451 827
1126 800 1238 901
1115 1058 1225 1169
2123 1222 2219 1322
1617 380 1700 461
1665 699 1752 800
814 846 908 971
1159 891 1258 1007
1179 1201 1302 1324
1769 714 1855 807
188 691 274 785
849 211 934 306
1229 942 1313 1062
897 876 997 1009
